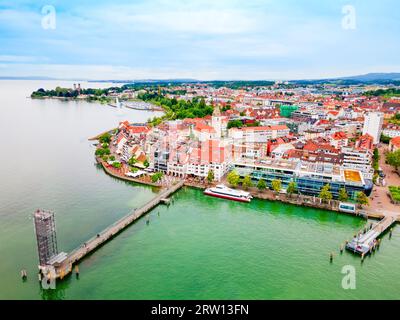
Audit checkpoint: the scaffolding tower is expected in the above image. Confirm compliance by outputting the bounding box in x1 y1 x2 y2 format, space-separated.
33 209 59 266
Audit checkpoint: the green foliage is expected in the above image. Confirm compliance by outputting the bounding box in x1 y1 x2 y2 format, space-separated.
151 172 164 183
221 104 231 112
356 192 369 207
257 179 267 191
95 147 110 157
102 155 109 162
112 162 122 169
287 181 297 195
143 159 150 168
271 179 282 193
131 167 139 173
386 149 400 170
227 170 240 187
381 134 391 144
242 175 253 190
99 132 111 144
338 187 349 202
388 186 400 202
109 155 115 161
365 88 400 98
128 156 138 166
139 93 214 124
227 119 243 129
319 184 333 202
207 170 215 183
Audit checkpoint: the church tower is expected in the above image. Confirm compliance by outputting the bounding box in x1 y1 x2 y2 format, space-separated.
212 104 222 138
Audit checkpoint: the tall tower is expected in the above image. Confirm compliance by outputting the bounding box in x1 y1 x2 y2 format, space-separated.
212 104 222 138
33 209 59 266
362 112 384 144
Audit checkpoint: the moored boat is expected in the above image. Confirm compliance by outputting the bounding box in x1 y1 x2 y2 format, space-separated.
204 184 252 203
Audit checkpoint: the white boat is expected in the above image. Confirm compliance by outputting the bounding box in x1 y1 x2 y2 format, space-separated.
204 184 252 203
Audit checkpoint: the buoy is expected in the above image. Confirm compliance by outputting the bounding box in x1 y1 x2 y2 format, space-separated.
389 228 393 239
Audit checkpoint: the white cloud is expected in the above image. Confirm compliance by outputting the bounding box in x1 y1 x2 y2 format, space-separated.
0 55 40 63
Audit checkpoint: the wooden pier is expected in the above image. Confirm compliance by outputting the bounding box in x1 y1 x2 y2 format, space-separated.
346 216 396 255
50 181 184 279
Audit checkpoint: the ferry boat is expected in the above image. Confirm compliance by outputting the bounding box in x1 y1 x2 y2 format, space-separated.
204 185 252 203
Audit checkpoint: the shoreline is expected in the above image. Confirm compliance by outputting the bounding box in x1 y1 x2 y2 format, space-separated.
98 167 386 221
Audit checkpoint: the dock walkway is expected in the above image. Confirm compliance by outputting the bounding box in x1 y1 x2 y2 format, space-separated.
52 181 184 278
346 216 396 255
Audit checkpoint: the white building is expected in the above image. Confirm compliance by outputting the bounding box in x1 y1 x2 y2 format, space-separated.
229 125 290 144
382 124 400 138
362 112 384 144
341 147 374 180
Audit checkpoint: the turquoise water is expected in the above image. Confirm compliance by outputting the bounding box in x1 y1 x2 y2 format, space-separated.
0 81 399 300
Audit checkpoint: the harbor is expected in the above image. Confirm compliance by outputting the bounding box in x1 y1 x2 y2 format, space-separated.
36 180 185 280
346 216 397 255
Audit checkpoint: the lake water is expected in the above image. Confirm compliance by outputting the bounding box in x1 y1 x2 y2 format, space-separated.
0 80 399 299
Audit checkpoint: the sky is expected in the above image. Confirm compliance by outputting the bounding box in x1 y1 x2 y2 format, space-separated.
0 0 399 80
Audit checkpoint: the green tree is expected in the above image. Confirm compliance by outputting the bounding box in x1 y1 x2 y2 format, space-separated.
143 159 150 168
271 179 282 193
242 175 253 190
381 134 391 144
227 119 243 129
386 149 400 171
338 187 349 202
257 179 267 192
207 170 215 184
151 172 163 183
112 162 122 169
356 192 369 208
128 156 138 166
99 132 111 144
319 184 333 203
95 148 105 157
227 170 240 187
109 155 115 161
287 181 297 197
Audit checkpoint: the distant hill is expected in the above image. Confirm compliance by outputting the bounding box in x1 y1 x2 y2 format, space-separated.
338 73 400 82
292 73 400 85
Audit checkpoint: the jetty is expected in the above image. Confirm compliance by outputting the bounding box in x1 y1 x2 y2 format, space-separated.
41 181 184 280
346 216 396 255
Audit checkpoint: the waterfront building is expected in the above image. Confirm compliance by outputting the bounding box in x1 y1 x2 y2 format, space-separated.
233 158 372 199
341 147 374 180
362 112 384 144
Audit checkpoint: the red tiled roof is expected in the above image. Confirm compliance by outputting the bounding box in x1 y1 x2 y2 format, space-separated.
391 136 400 148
